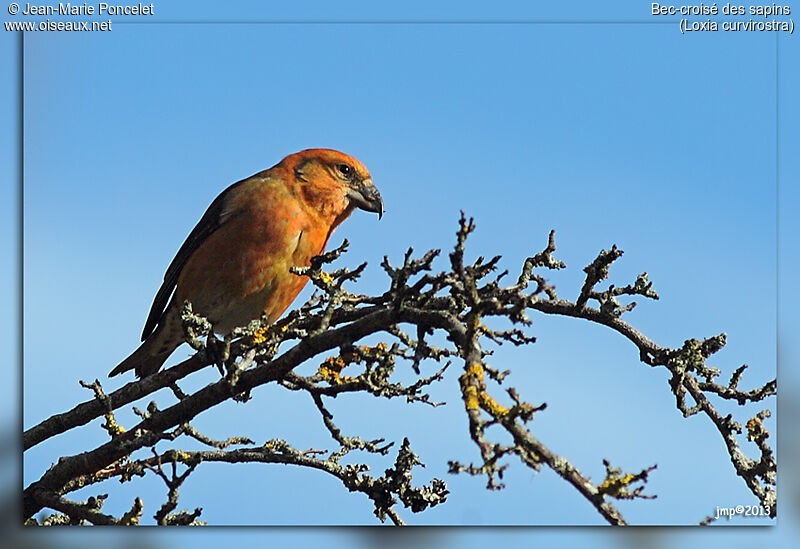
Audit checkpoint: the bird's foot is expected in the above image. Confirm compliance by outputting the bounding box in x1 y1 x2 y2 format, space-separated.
205 333 230 376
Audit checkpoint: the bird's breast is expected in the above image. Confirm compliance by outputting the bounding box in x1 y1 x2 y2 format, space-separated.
176 179 335 332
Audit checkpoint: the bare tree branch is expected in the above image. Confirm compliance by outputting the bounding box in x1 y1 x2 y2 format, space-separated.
23 214 775 525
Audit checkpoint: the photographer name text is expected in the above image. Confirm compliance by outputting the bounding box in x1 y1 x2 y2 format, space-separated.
20 2 153 15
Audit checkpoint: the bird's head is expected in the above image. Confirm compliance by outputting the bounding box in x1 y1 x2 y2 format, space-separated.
280 148 383 222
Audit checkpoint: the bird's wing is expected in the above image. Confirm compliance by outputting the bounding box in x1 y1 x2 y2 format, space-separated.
140 179 249 341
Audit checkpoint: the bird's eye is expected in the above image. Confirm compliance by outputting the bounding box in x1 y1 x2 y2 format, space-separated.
336 163 353 178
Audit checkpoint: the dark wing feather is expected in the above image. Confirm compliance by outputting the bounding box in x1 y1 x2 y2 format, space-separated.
140 180 246 341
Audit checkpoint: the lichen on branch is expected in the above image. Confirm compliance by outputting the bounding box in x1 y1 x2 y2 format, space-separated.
23 214 776 526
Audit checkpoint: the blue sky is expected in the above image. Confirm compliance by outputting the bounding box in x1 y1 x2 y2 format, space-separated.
7 0 799 545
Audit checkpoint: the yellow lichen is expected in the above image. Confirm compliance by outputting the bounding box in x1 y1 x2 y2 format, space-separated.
103 415 126 437
252 326 270 344
464 363 485 382
460 363 491 412
318 365 341 384
319 271 334 285
746 416 766 441
621 473 636 484
479 392 509 417
462 385 480 410
318 356 354 384
599 473 636 491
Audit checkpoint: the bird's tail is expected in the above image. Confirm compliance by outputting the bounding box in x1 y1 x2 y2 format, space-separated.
109 335 176 378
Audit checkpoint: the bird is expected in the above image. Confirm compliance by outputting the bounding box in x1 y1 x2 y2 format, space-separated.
109 148 383 378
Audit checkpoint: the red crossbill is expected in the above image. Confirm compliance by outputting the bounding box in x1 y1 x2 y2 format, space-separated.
110 149 383 378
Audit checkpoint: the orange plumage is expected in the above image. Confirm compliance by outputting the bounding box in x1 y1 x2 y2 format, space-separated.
110 149 383 378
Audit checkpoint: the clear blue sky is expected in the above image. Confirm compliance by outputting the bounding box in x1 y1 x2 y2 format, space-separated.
7 0 799 546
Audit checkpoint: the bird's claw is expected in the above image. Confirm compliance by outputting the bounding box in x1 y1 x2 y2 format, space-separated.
205 333 230 375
